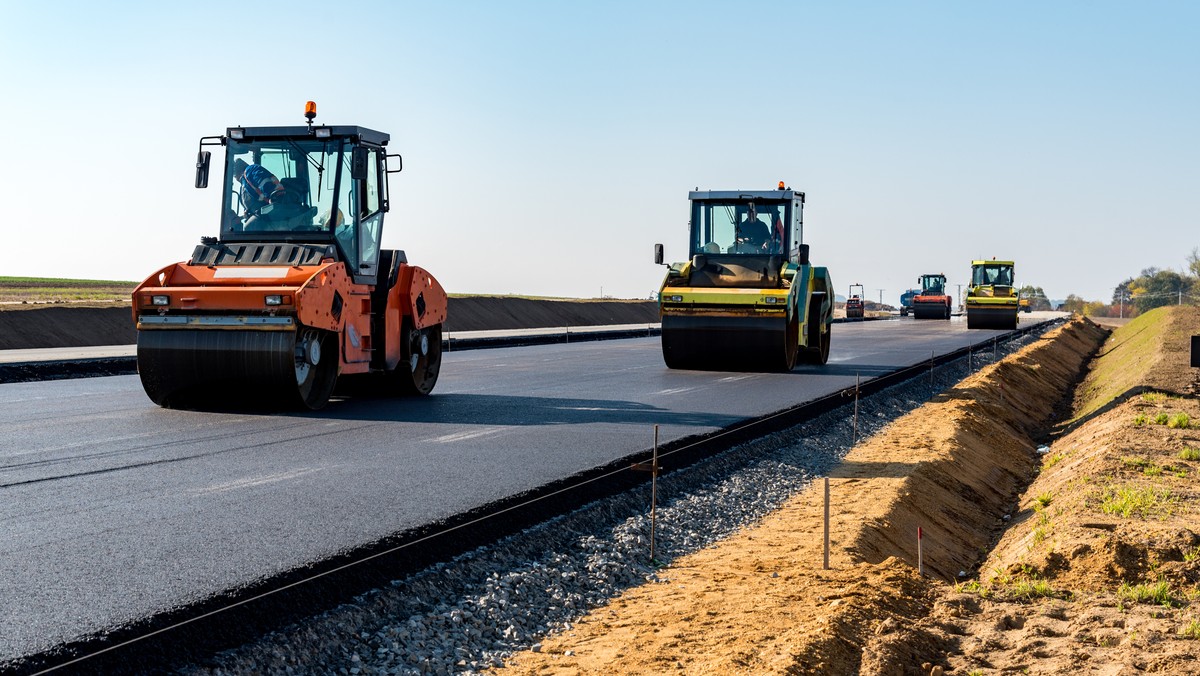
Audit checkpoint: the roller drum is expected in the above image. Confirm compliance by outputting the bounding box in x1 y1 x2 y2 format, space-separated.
661 314 793 371
137 328 337 409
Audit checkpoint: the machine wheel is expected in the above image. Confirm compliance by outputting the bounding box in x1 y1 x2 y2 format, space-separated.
397 319 442 395
944 304 952 319
799 298 831 365
293 328 339 409
777 313 799 372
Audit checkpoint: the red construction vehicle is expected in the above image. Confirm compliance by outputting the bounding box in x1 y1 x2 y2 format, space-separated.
845 284 865 319
911 274 952 319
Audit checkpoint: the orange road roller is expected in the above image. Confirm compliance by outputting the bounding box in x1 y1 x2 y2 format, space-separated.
132 103 446 409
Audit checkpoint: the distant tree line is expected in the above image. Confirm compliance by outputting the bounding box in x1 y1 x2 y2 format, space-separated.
1063 248 1200 318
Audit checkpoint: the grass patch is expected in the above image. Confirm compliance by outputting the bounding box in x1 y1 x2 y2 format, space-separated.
1044 452 1066 469
1143 464 1164 477
955 580 992 599
1032 526 1048 546
1183 547 1200 563
1122 456 1151 470
1034 492 1053 508
1099 484 1179 519
1180 447 1200 461
1154 413 1170 425
1169 413 1191 429
1007 578 1060 601
1074 309 1172 419
1133 414 1148 427
0 276 137 303
1179 619 1200 639
1142 392 1168 405
1117 580 1178 607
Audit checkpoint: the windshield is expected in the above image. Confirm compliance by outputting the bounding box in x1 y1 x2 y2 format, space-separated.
972 264 1013 286
690 200 789 256
921 275 945 294
222 138 345 237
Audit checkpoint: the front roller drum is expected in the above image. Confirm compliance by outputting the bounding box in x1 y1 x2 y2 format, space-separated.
137 327 338 410
965 305 1019 330
661 314 796 372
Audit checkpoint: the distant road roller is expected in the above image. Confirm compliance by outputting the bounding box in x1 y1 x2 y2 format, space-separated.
132 103 446 409
911 273 952 319
965 259 1019 330
845 284 865 319
653 184 833 371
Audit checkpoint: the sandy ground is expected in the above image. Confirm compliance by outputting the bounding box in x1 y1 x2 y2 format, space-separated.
495 309 1200 675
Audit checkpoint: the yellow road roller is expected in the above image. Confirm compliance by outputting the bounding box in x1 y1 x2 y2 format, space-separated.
965 259 1019 330
653 184 833 370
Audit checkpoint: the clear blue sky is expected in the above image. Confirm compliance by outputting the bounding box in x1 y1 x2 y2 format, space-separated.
1 1 1196 303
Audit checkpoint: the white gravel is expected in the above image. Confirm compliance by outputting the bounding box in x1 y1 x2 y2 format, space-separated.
186 329 1044 675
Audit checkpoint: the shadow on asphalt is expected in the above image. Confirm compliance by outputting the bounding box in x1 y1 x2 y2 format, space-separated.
305 393 745 428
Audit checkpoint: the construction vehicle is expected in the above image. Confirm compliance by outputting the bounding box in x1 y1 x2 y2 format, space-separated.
653 183 833 371
911 273 952 319
899 288 919 316
132 102 446 409
1019 297 1032 313
965 259 1019 330
845 284 865 319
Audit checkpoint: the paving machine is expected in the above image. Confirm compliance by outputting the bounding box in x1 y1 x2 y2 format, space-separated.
845 284 865 319
653 183 833 371
965 259 1019 330
911 273 952 319
132 102 446 409
899 288 919 316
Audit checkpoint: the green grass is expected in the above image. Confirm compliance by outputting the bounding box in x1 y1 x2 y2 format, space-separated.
1154 412 1170 425
1099 484 1180 519
1034 492 1053 508
1169 413 1191 429
1144 464 1164 477
1181 447 1200 461
1122 456 1152 470
1044 452 1066 469
1179 619 1200 639
0 276 137 303
1074 309 1172 420
1133 414 1148 427
1142 392 1169 404
1007 578 1060 601
1117 580 1178 607
1184 547 1200 563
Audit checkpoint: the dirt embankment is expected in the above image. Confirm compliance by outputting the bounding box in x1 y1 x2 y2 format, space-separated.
0 299 659 350
500 309 1200 675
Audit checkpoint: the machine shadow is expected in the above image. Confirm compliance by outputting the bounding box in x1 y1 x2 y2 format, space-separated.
302 392 745 428
792 363 897 377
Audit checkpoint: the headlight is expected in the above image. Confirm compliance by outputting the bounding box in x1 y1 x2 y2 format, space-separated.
265 295 283 306
667 295 683 302
314 127 332 139
228 128 245 140
764 297 780 304
151 295 170 306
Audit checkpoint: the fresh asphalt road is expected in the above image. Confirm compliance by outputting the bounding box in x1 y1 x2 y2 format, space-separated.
0 313 1058 662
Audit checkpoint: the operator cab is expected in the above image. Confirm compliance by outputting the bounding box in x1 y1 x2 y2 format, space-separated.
920 274 946 294
972 262 1014 288
193 106 399 285
660 186 805 289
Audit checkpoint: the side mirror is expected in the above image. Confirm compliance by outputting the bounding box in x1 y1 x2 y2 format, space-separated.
385 153 403 173
351 147 369 180
654 243 664 265
195 151 211 189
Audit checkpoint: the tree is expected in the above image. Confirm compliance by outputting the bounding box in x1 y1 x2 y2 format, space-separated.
1188 247 1200 279
1133 269 1191 314
1061 294 1086 313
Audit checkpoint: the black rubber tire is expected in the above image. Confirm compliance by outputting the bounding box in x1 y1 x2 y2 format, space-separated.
396 319 442 395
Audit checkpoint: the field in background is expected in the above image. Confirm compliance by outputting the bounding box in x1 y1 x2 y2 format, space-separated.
0 277 137 305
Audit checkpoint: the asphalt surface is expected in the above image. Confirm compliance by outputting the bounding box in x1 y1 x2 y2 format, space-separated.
0 313 1058 664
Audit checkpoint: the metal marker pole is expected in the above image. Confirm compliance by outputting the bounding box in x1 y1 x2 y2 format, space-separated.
823 477 830 570
651 425 659 563
929 350 934 385
852 373 860 445
918 526 923 576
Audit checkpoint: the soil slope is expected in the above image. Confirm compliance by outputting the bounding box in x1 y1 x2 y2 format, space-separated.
0 299 659 350
497 317 1113 675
